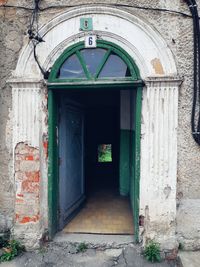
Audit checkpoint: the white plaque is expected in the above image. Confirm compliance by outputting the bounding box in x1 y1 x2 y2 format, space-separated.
85 35 97 48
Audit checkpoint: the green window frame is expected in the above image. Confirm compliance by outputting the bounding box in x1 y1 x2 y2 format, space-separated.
48 40 140 84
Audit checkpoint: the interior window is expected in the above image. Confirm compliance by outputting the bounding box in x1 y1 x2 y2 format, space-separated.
56 47 132 80
58 54 86 79
80 48 107 76
98 144 112 162
99 53 131 78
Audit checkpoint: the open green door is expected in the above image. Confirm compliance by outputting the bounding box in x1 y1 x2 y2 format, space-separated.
48 89 59 237
119 87 142 242
131 87 142 242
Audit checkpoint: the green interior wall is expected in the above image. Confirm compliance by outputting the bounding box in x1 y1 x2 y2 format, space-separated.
119 129 131 196
119 90 134 197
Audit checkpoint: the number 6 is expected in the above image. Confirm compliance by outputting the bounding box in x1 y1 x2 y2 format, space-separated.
89 37 93 46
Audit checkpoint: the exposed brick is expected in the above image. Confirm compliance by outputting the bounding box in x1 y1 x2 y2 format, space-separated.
43 141 48 159
25 171 40 182
20 214 40 224
22 180 39 194
19 160 40 172
25 155 34 161
0 0 7 6
14 143 40 228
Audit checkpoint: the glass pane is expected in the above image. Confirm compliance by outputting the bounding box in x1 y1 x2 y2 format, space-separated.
58 54 86 79
80 48 107 76
99 53 131 78
98 144 112 163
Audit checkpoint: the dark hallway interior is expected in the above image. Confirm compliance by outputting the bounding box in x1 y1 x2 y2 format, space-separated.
58 89 134 235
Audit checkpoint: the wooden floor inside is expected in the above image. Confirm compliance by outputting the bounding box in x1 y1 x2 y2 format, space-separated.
63 190 134 235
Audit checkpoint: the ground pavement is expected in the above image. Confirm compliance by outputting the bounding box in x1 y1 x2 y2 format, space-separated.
0 235 180 267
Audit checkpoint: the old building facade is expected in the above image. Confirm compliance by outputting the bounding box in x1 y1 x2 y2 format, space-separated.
0 0 200 253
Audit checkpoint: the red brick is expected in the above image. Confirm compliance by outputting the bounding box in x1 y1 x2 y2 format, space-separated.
25 171 40 182
25 155 34 161
22 180 39 193
0 0 7 5
20 214 40 224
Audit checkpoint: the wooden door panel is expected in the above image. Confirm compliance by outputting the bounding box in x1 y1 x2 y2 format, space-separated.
59 99 85 229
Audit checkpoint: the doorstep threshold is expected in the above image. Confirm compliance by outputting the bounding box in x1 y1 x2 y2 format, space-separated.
53 232 135 248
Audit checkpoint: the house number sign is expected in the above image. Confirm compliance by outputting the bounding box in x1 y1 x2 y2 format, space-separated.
85 35 97 48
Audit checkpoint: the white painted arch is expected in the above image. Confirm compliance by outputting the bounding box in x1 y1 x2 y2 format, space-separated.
13 6 177 80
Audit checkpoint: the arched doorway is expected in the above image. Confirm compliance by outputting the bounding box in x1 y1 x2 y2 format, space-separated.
48 40 143 240
10 5 179 248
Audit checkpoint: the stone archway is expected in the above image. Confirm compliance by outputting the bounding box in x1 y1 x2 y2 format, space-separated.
9 6 180 249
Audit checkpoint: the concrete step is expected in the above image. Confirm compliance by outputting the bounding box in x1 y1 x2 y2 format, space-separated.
53 232 135 249
179 251 200 267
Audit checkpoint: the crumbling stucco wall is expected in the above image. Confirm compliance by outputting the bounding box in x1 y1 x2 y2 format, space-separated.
0 1 29 234
0 0 200 250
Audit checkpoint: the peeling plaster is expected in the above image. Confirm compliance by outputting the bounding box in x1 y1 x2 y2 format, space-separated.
151 58 164 75
14 143 40 227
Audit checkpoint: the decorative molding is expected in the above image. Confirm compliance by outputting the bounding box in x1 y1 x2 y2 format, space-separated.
145 76 183 87
9 79 43 89
12 86 42 148
13 5 177 79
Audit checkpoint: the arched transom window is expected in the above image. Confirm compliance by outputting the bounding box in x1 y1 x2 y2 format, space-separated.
49 41 140 83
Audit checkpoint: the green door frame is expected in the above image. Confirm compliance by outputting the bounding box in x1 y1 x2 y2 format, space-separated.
47 40 143 241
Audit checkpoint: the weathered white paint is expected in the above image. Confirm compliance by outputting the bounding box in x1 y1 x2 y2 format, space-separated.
14 6 177 80
140 78 181 249
12 81 42 148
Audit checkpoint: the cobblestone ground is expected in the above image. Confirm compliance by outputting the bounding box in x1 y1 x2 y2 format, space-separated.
0 243 181 267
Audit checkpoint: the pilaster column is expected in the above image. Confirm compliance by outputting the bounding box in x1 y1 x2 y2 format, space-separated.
10 80 48 248
140 77 182 249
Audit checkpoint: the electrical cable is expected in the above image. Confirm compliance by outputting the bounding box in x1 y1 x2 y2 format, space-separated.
33 41 49 79
191 0 200 144
192 0 200 144
38 3 193 18
192 0 200 145
0 4 33 11
0 3 195 19
185 0 200 145
28 0 49 79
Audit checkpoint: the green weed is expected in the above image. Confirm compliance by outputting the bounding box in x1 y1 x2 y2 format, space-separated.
0 239 25 262
76 242 88 253
144 240 161 263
